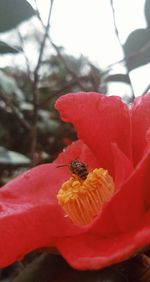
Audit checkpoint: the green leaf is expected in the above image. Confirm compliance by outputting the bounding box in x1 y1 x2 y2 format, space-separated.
0 146 30 166
0 0 35 33
105 74 130 84
0 70 24 102
38 110 59 134
20 102 33 111
145 0 150 27
124 28 150 71
0 41 22 54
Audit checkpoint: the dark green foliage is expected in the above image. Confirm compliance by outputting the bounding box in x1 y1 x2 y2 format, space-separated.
123 0 150 71
124 28 150 71
145 0 150 27
0 41 22 54
12 253 127 282
1 252 150 282
0 146 30 165
105 74 130 84
0 0 35 33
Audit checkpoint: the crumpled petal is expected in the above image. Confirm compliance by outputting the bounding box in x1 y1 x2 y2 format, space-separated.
56 92 132 176
131 93 150 165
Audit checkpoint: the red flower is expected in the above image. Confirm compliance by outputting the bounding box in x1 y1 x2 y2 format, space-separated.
0 92 149 270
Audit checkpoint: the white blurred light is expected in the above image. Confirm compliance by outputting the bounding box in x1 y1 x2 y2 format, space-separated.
7 0 150 96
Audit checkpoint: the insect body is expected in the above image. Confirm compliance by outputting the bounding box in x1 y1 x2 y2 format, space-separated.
57 160 89 180
69 160 88 180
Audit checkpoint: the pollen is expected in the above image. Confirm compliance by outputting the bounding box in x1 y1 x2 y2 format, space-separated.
57 168 115 225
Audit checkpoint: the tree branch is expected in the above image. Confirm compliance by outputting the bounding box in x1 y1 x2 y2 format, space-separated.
34 1 87 91
110 0 135 100
48 40 87 91
141 83 150 96
17 30 31 77
39 75 93 106
30 0 54 165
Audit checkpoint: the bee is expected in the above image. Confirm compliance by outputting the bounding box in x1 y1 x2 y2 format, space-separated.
57 160 88 180
69 160 88 180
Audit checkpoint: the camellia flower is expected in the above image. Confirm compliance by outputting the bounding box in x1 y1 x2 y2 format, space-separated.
0 92 149 270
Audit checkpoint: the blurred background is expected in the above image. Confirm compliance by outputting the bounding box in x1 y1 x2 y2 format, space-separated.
0 0 150 182
0 0 150 280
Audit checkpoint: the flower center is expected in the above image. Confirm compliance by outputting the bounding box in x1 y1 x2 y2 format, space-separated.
57 168 115 225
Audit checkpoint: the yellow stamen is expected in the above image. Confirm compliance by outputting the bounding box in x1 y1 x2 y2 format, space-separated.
57 168 115 225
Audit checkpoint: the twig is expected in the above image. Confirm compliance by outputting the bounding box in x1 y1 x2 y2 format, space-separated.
39 76 93 106
49 40 87 90
141 83 150 96
30 0 54 165
34 1 87 91
110 0 135 100
104 39 150 73
39 81 80 106
34 0 54 76
17 30 31 77
110 0 122 47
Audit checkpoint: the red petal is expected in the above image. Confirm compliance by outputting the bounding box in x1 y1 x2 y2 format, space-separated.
111 143 133 189
56 212 150 270
56 150 150 270
0 163 77 267
131 93 150 165
90 148 150 237
56 92 132 175
55 139 100 171
0 140 98 268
